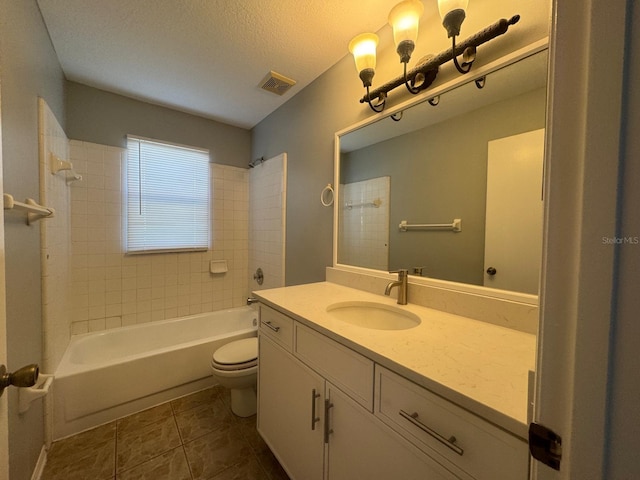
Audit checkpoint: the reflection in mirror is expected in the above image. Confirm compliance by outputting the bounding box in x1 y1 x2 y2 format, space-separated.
337 48 548 296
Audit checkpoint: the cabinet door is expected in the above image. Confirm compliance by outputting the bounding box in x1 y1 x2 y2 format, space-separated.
326 384 460 480
257 333 325 480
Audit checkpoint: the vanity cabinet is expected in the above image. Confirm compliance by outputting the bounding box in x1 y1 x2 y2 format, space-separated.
258 333 324 480
325 382 459 480
375 366 530 480
257 304 528 480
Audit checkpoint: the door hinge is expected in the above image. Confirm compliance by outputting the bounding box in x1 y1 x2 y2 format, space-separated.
529 422 562 471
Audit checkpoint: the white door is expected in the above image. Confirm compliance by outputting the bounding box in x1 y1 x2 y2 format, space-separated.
484 129 545 294
0 80 10 480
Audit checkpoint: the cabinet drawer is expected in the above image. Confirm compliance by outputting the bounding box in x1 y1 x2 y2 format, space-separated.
295 323 374 410
375 366 529 480
259 305 294 352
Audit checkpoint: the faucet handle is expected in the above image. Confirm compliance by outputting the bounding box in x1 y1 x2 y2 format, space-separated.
389 269 408 278
412 266 427 276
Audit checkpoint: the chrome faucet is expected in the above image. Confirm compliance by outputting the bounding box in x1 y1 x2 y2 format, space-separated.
384 269 408 305
246 297 259 305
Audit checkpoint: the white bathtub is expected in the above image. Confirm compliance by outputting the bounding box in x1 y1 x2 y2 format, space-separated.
53 307 258 439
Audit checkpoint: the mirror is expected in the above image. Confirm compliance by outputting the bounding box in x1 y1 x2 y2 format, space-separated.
336 47 548 297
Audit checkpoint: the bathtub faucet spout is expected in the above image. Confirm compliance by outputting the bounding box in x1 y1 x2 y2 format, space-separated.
247 297 259 305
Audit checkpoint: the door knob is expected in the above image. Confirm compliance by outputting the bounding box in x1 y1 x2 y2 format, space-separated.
0 364 39 397
486 267 497 276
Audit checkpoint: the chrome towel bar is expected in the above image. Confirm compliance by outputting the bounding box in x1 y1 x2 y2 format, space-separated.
398 218 461 232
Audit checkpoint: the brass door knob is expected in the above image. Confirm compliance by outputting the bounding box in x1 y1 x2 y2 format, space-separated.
0 364 39 397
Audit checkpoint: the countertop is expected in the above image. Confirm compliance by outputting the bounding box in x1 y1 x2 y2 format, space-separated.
253 281 536 440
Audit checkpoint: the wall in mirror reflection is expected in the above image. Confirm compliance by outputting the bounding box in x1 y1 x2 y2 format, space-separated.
339 86 546 293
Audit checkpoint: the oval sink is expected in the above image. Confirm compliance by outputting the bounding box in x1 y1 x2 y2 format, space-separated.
326 301 421 330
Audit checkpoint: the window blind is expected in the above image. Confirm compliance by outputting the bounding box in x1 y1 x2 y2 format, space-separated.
125 136 210 253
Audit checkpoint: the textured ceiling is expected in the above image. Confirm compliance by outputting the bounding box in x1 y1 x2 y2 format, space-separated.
37 0 401 129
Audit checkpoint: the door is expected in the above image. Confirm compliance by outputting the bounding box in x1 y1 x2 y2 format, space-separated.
484 129 545 294
0 80 10 480
257 334 324 480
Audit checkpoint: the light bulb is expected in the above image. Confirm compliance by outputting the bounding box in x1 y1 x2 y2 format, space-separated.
349 33 379 87
388 0 424 63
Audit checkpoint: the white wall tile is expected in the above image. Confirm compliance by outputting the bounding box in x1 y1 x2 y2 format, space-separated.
66 143 250 333
339 176 390 271
248 154 286 292
39 99 72 373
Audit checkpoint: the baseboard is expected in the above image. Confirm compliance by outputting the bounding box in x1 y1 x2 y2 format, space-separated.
30 445 47 480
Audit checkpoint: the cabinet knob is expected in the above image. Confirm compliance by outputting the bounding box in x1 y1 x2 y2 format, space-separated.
486 267 497 276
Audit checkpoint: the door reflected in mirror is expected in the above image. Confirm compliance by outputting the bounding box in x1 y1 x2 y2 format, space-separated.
336 48 548 296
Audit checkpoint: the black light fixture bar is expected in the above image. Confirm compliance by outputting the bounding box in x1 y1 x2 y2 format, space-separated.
359 15 520 106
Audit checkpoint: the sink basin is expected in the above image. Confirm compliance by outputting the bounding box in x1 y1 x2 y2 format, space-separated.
326 301 421 330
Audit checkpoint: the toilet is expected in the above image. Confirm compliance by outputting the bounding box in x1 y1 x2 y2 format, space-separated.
211 337 258 417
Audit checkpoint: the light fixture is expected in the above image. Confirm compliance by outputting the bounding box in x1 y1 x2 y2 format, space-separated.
349 33 385 112
349 0 520 114
438 0 474 74
388 0 424 93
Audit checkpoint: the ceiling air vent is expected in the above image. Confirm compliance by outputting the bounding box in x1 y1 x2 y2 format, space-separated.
259 71 296 96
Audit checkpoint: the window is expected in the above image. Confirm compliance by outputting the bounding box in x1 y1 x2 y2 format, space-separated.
125 136 210 254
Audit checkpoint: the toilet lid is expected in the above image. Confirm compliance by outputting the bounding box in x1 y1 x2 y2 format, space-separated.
213 337 258 365
211 358 257 371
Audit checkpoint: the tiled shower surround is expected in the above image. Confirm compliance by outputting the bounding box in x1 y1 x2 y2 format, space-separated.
68 140 250 336
39 99 73 373
338 176 390 271
249 153 286 292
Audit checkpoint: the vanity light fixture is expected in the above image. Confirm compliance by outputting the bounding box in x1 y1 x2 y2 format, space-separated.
349 0 520 114
388 0 425 94
438 0 474 74
349 33 384 112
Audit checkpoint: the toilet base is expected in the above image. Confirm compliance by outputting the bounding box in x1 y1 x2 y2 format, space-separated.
230 386 256 417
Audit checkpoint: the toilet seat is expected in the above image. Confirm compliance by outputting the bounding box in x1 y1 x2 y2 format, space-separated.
211 337 258 372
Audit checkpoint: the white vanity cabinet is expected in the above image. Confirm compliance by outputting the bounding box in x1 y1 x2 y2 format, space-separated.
258 333 325 480
375 366 530 480
257 304 528 480
325 382 459 480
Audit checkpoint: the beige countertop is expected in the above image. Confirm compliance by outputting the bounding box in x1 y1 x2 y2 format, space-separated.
254 281 536 440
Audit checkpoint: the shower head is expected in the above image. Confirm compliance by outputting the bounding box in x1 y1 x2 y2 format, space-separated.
249 157 264 168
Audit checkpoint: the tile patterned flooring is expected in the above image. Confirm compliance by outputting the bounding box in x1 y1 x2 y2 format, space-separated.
42 386 290 480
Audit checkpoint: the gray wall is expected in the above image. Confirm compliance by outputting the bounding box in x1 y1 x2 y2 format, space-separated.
606 1 640 476
251 3 551 286
66 81 251 167
341 88 546 285
0 1 66 478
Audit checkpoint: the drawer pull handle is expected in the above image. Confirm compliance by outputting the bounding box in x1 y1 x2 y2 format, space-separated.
311 389 321 430
324 399 334 444
263 321 280 333
399 409 464 456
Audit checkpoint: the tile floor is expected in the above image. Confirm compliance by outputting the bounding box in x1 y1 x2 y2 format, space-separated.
42 386 290 480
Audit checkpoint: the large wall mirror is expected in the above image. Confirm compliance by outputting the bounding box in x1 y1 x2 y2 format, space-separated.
334 42 548 300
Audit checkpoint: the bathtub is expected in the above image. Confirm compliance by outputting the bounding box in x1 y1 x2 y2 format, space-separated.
53 307 258 439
